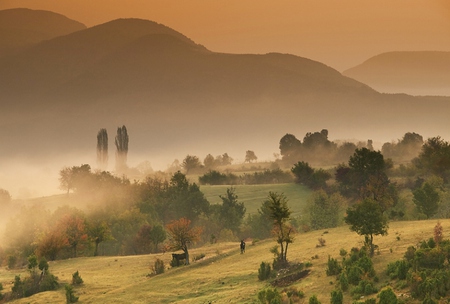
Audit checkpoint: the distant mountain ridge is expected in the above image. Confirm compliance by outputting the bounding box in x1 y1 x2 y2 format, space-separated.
343 51 450 96
0 10 449 174
0 8 86 57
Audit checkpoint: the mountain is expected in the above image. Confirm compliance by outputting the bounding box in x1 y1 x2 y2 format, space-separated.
343 51 450 96
0 8 86 57
0 15 450 197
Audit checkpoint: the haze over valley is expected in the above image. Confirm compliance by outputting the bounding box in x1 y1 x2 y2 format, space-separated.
0 4 449 199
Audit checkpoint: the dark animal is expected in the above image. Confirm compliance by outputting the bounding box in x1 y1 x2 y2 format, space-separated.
172 253 187 266
240 240 246 254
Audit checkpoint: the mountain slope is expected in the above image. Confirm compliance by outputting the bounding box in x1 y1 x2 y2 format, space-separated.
343 51 450 96
0 17 450 198
0 8 86 57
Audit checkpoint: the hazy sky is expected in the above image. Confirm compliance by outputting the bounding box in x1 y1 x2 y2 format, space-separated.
1 0 449 70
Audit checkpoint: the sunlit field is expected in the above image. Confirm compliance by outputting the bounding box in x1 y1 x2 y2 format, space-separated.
201 183 311 217
2 219 447 303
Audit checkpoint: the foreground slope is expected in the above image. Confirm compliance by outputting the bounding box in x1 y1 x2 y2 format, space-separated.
343 51 450 96
0 8 86 58
3 219 447 303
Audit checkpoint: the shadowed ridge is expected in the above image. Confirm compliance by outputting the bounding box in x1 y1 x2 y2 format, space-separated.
343 51 450 96
0 8 86 57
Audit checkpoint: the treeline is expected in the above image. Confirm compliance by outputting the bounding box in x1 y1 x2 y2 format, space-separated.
198 168 293 185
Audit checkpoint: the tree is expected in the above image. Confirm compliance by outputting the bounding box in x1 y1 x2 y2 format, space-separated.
265 192 292 262
87 220 112 256
57 213 88 258
279 133 301 164
203 154 215 169
245 150 258 163
413 136 450 180
336 148 394 206
115 125 129 173
218 188 246 234
345 198 388 256
167 171 210 222
413 182 440 218
181 155 202 174
308 190 342 230
166 218 202 265
220 153 233 166
0 188 11 205
59 165 92 195
291 161 331 189
96 128 108 171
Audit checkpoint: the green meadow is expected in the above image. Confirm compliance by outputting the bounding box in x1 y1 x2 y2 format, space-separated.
200 183 311 217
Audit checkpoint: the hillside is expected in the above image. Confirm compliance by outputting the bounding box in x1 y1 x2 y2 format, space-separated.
1 14 450 198
343 51 450 96
2 219 446 303
0 8 86 58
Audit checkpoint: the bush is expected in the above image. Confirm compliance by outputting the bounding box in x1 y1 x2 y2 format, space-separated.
153 258 165 275
308 295 321 304
378 287 397 304
65 284 79 303
39 273 59 292
257 287 281 304
347 266 363 285
326 256 342 276
258 262 272 281
339 273 349 291
0 283 3 300
330 289 343 304
72 271 83 285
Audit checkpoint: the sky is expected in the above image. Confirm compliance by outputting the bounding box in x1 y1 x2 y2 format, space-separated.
1 0 449 71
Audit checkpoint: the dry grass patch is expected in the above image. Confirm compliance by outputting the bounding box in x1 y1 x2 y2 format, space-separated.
2 219 449 303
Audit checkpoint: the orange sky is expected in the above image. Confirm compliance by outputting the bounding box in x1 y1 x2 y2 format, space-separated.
1 0 449 70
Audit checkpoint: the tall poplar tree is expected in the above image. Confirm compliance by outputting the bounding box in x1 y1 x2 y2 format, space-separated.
96 128 108 171
115 125 129 173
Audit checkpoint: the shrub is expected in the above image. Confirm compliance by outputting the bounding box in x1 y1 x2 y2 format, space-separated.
153 258 165 275
0 282 3 300
326 256 342 276
339 272 349 291
378 287 397 304
39 273 59 292
72 271 83 285
65 284 79 303
317 237 326 247
257 287 282 304
347 266 363 285
258 262 272 281
308 294 321 304
330 289 343 304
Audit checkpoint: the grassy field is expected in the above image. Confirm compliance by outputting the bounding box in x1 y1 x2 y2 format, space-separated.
2 219 449 303
200 183 311 217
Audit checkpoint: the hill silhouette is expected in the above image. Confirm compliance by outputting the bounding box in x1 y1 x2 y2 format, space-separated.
343 51 450 96
0 8 86 58
0 14 450 188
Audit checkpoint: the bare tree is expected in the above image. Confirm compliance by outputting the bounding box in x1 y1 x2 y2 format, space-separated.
115 125 129 173
97 128 108 171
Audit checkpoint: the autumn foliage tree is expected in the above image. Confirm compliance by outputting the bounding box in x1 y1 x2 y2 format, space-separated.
166 218 202 265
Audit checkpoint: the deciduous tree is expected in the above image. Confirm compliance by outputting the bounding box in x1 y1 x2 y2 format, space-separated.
245 150 258 163
413 182 440 219
265 192 293 262
166 218 202 265
345 198 388 256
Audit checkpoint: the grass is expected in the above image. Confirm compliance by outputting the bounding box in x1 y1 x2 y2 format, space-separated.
2 219 448 303
200 183 311 217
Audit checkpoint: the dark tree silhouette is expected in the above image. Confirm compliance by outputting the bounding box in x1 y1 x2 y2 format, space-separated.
96 128 108 171
115 125 129 173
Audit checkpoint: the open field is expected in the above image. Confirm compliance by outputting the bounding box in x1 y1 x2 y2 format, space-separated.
2 219 449 303
201 183 311 217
